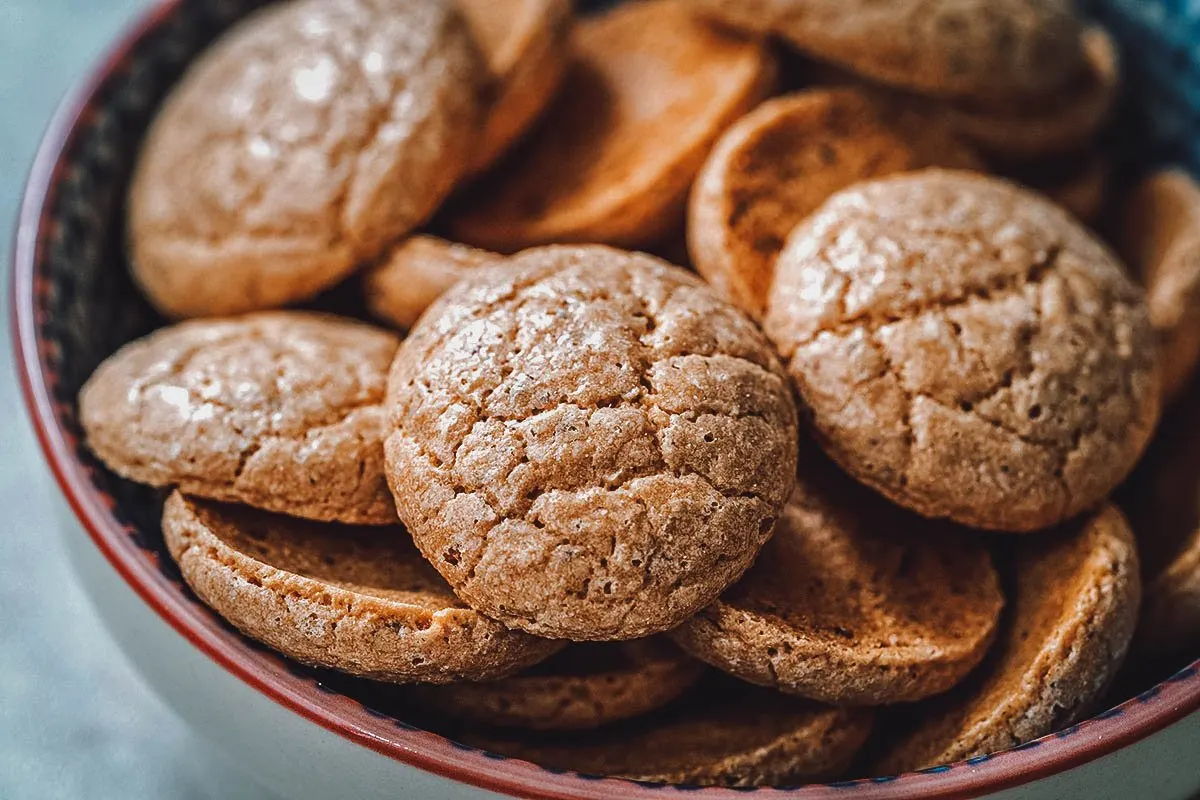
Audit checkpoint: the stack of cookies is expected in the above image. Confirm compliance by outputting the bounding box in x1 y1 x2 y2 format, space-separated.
78 0 1200 787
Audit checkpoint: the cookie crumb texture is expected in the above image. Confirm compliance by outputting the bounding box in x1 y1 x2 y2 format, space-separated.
163 492 561 682
128 0 483 318
80 312 400 524
766 170 1160 532
385 246 799 640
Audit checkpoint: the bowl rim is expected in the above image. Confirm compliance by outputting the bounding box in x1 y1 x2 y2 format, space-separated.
11 1 1200 798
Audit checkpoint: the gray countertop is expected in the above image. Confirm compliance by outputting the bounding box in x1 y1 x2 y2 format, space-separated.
0 3 275 798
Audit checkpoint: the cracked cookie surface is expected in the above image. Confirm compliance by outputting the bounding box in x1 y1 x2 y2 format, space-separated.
384 245 799 640
765 170 1160 532
129 0 485 318
163 492 561 683
80 311 400 524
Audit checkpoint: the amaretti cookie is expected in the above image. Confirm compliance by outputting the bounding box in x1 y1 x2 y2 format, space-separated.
448 0 776 251
80 312 399 524
365 235 500 330
765 170 1160 532
163 492 563 683
688 88 980 318
670 455 1003 706
870 504 1140 773
412 638 704 730
385 245 799 640
129 0 485 318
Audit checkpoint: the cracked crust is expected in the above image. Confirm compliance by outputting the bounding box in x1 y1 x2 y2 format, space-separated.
765 170 1160 532
669 453 1003 706
384 245 799 640
129 0 486 319
1119 169 1200 404
693 0 1086 102
458 0 572 174
871 504 1141 773
365 235 501 330
163 492 562 683
447 0 776 252
688 88 981 319
80 312 400 524
411 638 705 730
462 677 873 786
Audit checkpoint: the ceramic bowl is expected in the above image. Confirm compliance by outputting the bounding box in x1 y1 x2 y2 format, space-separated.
12 0 1200 797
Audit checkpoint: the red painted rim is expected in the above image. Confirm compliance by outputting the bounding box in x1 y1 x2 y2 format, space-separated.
10 2 1200 798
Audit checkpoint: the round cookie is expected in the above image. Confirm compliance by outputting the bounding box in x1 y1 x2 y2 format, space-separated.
384 245 799 640
688 88 981 319
463 678 873 787
871 504 1141 773
764 169 1160 533
129 0 485 319
458 0 572 174
80 312 399 525
448 0 776 251
411 638 705 730
163 492 562 683
1120 169 1200 404
670 454 1003 706
365 236 501 330
692 0 1086 102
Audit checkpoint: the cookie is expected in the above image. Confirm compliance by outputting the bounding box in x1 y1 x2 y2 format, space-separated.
670 454 1003 706
385 245 799 640
693 0 1086 102
128 0 485 318
765 170 1160 532
871 504 1140 773
463 678 873 786
163 492 562 683
688 88 981 318
411 638 705 731
364 235 501 330
1119 169 1200 403
448 0 776 251
1017 152 1111 225
458 0 572 173
80 312 399 525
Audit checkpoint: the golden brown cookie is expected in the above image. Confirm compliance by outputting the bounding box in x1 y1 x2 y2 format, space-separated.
1120 169 1200 403
464 678 873 786
692 0 1086 102
80 312 399 525
448 0 776 251
688 88 981 318
871 504 1140 773
670 455 1003 706
364 236 501 330
129 0 485 319
765 170 1160 533
163 492 562 683
385 245 799 640
458 0 572 173
412 638 704 730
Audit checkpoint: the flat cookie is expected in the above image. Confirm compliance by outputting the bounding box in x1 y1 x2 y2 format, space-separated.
871 504 1140 773
365 235 501 330
412 638 705 730
163 492 562 683
693 0 1086 102
129 0 485 318
80 312 399 524
463 678 873 786
670 454 1003 706
458 0 572 173
1120 169 1200 403
765 170 1160 532
448 0 776 251
688 88 981 318
385 245 799 640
